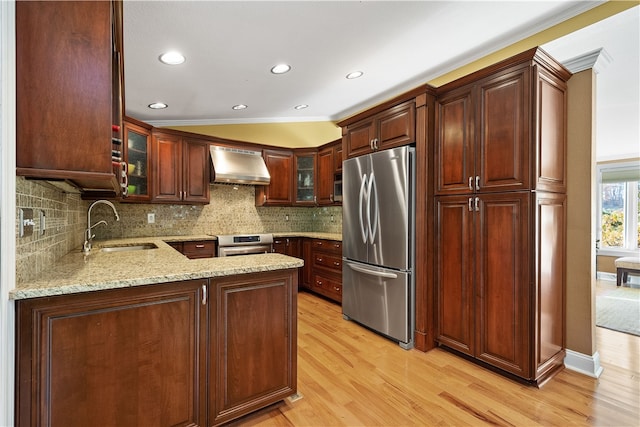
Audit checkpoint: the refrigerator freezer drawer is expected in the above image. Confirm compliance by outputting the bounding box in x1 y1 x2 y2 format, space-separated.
342 260 411 344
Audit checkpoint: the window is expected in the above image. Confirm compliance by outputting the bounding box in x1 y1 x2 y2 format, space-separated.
597 162 640 255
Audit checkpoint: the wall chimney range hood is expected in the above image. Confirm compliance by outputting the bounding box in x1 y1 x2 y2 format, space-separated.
209 146 271 186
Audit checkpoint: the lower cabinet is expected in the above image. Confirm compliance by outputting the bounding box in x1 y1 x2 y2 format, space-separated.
308 239 343 303
435 192 566 384
15 271 298 427
209 270 297 425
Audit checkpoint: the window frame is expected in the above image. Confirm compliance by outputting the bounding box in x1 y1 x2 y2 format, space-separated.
596 161 640 257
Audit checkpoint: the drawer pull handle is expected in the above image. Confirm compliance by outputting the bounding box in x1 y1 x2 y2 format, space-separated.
195 244 205 248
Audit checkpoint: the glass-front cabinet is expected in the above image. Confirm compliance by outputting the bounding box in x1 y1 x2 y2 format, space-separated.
123 119 151 201
295 151 317 205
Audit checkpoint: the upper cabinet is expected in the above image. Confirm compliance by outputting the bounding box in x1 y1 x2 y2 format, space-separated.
294 150 317 205
16 1 123 195
256 149 294 206
342 100 416 159
123 118 151 202
435 49 570 196
151 131 210 204
317 139 342 206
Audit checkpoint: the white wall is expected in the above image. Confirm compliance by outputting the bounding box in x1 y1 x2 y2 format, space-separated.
0 1 16 425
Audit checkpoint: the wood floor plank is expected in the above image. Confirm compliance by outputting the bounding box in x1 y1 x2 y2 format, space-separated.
231 291 640 426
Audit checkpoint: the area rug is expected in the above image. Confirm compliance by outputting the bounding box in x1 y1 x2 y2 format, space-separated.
596 286 640 336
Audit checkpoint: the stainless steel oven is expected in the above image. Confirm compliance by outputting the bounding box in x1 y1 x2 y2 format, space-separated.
216 233 274 257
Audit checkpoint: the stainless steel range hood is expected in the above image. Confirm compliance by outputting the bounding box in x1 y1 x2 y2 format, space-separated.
209 146 271 186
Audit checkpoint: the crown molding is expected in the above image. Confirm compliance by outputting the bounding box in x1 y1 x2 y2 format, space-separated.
562 47 613 74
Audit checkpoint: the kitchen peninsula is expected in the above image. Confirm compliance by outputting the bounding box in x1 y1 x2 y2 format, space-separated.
12 236 302 427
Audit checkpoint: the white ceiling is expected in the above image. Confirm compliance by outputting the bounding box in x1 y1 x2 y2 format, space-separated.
122 1 639 160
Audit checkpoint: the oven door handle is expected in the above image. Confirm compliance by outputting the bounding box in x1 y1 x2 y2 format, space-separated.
218 246 270 256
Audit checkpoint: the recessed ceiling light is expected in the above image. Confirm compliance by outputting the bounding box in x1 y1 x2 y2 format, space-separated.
271 64 291 74
159 51 186 65
346 71 364 79
232 104 248 110
148 102 168 109
294 104 309 110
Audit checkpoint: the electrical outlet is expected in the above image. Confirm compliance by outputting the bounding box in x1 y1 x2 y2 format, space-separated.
147 213 155 224
285 214 289 221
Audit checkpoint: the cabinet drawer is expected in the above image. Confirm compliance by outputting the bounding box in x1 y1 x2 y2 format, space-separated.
311 239 342 254
312 273 342 302
313 253 342 272
182 241 215 259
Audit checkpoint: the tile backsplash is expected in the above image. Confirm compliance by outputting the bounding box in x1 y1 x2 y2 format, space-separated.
16 178 342 284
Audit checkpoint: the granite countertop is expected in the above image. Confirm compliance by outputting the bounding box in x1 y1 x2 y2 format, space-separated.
10 235 304 300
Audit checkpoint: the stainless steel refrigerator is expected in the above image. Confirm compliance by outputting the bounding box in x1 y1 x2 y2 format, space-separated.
342 145 415 349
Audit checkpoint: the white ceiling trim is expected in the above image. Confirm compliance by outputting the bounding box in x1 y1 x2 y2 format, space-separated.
147 115 335 128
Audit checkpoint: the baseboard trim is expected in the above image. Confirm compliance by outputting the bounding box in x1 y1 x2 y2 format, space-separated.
564 349 604 378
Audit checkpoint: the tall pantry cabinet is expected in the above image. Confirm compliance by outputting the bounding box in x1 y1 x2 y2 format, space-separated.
434 48 570 385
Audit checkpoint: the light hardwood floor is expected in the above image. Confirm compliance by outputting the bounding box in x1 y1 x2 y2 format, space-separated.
231 290 640 426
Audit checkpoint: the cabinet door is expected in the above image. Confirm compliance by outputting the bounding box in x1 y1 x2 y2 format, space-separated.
15 280 208 427
123 120 151 201
435 86 475 195
317 146 335 205
152 132 183 202
182 138 210 203
476 67 530 193
475 192 530 378
256 149 293 206
534 192 566 380
376 100 416 150
344 118 375 159
333 142 343 175
535 68 568 193
295 151 317 205
16 1 118 191
301 239 313 289
435 196 475 356
210 270 297 425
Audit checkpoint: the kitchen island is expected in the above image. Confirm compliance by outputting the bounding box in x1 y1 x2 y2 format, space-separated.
13 236 302 427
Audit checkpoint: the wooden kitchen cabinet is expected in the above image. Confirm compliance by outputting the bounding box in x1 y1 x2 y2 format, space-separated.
16 270 299 427
209 270 297 425
273 237 301 257
15 280 208 427
316 145 335 205
308 239 343 303
435 51 568 196
342 100 416 159
16 0 123 194
436 192 566 382
434 48 569 385
294 150 317 205
256 149 294 206
168 239 216 259
123 118 152 201
151 131 210 204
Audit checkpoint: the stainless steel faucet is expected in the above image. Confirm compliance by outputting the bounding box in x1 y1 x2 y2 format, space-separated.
83 200 120 254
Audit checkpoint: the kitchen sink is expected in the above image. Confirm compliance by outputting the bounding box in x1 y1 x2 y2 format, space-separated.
100 243 158 252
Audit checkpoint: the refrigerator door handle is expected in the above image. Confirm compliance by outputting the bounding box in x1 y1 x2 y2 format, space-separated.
368 172 378 244
347 262 398 279
358 174 368 244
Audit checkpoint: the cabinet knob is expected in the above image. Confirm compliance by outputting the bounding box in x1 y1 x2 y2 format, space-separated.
333 261 341 267
316 281 323 286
